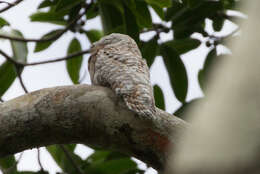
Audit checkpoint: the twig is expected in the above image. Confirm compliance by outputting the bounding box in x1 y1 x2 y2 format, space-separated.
0 0 23 13
14 65 28 93
37 148 44 171
0 1 15 6
18 152 24 159
17 74 28 93
0 3 92 42
58 145 84 174
0 49 90 66
141 23 170 34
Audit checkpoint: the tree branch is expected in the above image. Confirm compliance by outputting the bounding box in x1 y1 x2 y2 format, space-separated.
0 0 23 13
0 85 188 171
0 49 90 66
0 2 92 42
15 66 28 93
0 1 15 6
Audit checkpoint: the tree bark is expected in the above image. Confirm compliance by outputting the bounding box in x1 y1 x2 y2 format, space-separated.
0 84 187 171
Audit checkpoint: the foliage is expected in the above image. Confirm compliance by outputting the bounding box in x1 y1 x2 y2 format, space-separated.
0 0 242 173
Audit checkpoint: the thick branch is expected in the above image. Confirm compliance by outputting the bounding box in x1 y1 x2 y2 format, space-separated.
0 85 187 171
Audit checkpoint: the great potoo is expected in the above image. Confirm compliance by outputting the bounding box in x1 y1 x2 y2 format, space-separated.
88 33 156 119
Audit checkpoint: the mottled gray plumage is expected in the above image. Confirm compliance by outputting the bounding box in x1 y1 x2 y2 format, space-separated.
88 33 156 119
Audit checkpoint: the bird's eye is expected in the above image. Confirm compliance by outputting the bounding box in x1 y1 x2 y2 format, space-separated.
103 38 109 43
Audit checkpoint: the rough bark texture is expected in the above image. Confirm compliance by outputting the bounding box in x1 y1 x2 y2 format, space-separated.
0 84 187 170
167 2 260 174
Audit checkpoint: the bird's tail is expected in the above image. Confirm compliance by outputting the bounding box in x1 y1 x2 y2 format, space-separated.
123 95 157 120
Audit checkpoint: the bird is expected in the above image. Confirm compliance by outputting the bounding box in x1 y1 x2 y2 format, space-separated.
88 33 156 120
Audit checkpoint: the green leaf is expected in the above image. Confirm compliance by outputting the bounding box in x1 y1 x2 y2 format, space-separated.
86 3 99 19
168 1 223 39
106 151 129 160
85 155 137 174
55 0 83 12
85 29 103 43
38 0 55 9
10 29 28 63
185 0 203 8
171 1 223 28
150 4 165 20
83 150 141 174
221 0 236 9
213 17 225 32
30 11 66 25
134 0 152 28
46 144 83 174
123 4 139 43
165 1 183 21
93 158 137 174
99 0 125 34
198 48 218 90
140 37 158 67
34 29 63 52
66 38 83 84
18 172 48 174
145 0 172 8
153 85 165 110
68 4 81 22
0 61 16 97
164 38 201 55
3 29 27 91
123 0 152 29
0 155 16 169
86 150 129 165
86 150 111 164
0 17 9 28
160 44 188 103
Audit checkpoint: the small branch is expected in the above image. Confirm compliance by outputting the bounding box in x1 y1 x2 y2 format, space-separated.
0 49 90 66
58 145 85 174
18 75 28 93
0 2 92 42
0 0 23 13
141 23 171 34
15 65 29 93
37 148 44 171
0 1 15 6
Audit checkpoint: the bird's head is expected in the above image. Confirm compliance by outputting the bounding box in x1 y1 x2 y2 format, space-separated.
90 33 134 53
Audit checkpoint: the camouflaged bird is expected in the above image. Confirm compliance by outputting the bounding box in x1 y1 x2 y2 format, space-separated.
88 33 156 119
